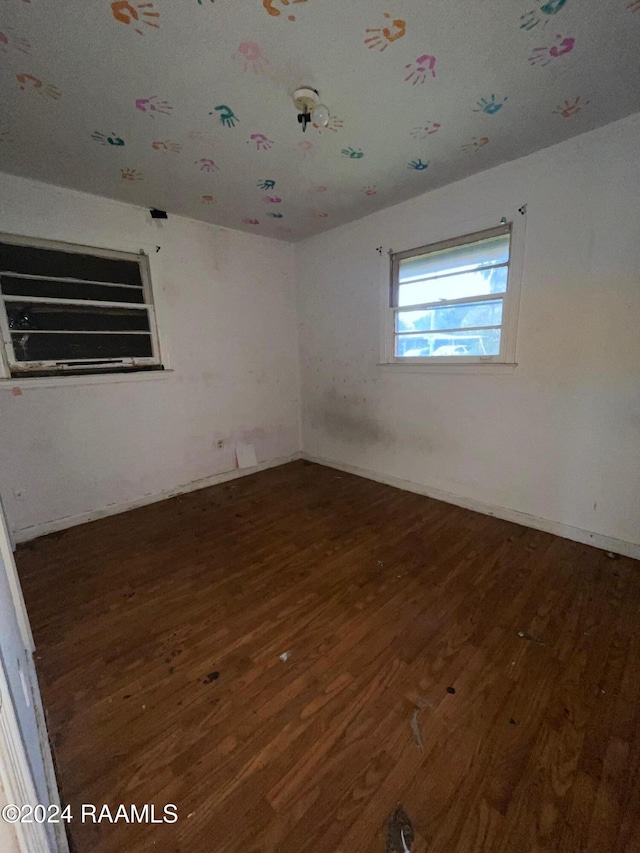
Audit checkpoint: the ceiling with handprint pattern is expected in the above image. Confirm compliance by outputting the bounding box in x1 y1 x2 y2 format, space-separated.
1 0 639 241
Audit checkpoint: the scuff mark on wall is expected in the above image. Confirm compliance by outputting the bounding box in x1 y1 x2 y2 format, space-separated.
315 387 395 445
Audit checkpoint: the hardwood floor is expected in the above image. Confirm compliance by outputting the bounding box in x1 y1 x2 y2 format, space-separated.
16 461 640 853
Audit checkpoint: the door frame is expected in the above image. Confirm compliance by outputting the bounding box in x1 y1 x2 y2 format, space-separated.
0 500 68 852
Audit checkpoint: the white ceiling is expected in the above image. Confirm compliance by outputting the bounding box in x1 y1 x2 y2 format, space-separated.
1 0 639 242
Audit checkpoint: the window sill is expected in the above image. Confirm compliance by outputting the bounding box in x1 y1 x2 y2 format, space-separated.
377 361 517 375
0 369 174 390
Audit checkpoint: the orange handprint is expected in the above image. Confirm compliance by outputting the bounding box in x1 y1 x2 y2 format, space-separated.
16 73 61 99
312 116 344 134
553 96 589 118
120 168 142 180
365 12 406 52
461 136 489 154
111 1 160 35
152 139 182 152
262 0 307 22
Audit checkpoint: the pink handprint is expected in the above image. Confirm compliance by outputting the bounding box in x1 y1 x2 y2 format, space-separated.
411 122 441 139
0 30 31 55
195 158 219 172
111 1 160 35
135 96 172 116
249 133 273 151
242 218 260 225
298 140 315 157
363 185 377 195
263 196 282 203
529 34 575 66
628 0 640 10
236 41 269 74
262 0 307 22
404 54 437 85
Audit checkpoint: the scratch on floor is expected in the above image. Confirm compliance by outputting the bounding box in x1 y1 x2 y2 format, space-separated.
517 629 546 646
409 698 432 751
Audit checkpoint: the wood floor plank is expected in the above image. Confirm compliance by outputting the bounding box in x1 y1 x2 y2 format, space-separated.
16 460 640 852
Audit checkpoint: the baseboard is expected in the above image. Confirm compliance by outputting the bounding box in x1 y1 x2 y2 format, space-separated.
14 452 302 544
302 452 640 561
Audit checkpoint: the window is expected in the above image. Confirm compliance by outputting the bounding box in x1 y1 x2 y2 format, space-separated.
0 235 162 378
389 223 519 364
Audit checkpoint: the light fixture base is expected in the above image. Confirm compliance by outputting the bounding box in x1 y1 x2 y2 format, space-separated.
293 87 319 113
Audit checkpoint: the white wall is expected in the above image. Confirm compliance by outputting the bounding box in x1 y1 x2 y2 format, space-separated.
297 113 640 555
0 173 300 539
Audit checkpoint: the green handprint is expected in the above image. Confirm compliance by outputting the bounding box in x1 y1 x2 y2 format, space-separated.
341 146 364 159
212 105 238 128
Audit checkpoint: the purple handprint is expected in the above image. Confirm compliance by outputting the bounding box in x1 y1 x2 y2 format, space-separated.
404 54 436 85
135 95 172 116
249 133 273 151
195 158 219 172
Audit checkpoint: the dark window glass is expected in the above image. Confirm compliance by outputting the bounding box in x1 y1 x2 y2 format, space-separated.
6 303 151 332
0 242 142 286
2 276 144 304
11 332 153 362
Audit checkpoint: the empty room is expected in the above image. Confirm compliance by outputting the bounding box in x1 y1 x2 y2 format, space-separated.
0 0 639 851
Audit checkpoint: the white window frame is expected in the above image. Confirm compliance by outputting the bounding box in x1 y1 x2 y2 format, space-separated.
381 209 526 369
0 232 162 379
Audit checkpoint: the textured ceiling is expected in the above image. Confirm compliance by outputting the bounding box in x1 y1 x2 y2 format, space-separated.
1 0 639 242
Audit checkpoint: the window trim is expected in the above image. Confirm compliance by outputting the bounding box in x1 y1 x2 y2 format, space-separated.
381 210 526 368
0 232 163 379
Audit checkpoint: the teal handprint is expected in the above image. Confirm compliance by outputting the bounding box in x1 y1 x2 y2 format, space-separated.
408 158 429 170
520 0 568 30
92 131 125 146
341 146 364 159
266 212 283 218
473 95 507 115
212 105 238 128
257 179 275 190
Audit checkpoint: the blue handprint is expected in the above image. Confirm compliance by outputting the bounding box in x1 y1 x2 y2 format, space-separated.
212 104 238 128
266 212 283 218
408 159 429 170
257 179 275 190
473 95 507 115
341 146 364 159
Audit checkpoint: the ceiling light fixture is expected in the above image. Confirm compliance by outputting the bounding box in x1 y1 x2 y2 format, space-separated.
293 87 330 133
